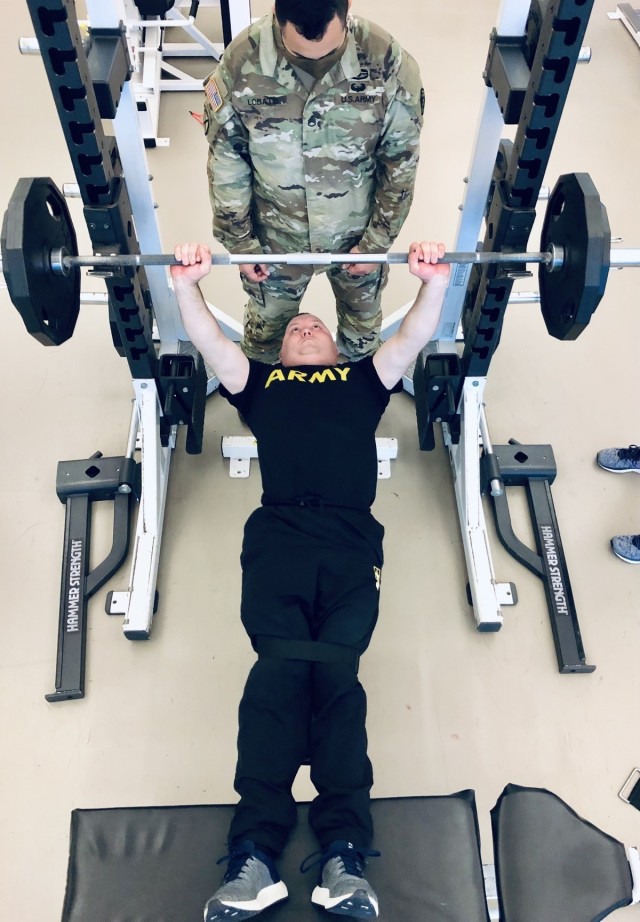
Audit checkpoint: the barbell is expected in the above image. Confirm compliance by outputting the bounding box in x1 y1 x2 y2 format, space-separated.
48 248 557 270
1 172 638 347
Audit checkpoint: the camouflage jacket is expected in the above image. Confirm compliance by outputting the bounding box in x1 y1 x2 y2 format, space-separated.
203 13 424 257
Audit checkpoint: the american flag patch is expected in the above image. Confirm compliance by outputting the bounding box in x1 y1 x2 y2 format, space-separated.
204 76 223 112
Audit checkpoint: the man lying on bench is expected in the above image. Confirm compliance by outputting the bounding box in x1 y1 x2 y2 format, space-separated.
171 240 449 920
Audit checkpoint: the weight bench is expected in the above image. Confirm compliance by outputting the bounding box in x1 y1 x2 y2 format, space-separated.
61 793 490 922
491 784 639 921
59 786 639 922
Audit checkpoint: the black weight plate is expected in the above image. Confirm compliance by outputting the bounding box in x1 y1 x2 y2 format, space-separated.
413 351 436 451
539 172 610 341
1 177 80 345
134 0 175 13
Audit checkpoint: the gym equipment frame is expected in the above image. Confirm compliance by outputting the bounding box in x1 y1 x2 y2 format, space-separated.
115 0 253 147
403 0 602 671
19 0 253 147
608 3 640 50
14 0 248 699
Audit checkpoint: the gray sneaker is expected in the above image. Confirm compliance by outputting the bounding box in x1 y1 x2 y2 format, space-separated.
611 534 640 564
302 840 380 918
204 840 288 921
596 445 640 473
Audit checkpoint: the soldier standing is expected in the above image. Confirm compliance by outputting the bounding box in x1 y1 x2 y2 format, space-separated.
204 0 424 363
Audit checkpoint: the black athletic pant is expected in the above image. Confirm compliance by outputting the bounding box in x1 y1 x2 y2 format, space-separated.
228 505 384 856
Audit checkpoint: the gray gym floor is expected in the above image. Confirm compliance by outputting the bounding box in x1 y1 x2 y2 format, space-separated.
1 1 639 919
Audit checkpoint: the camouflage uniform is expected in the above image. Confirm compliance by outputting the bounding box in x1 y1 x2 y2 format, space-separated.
204 13 424 362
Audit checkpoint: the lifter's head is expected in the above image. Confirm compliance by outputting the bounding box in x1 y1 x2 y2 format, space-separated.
275 0 350 56
279 313 340 367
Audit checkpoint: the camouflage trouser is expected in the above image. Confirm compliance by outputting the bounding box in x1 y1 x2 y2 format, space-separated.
240 262 389 363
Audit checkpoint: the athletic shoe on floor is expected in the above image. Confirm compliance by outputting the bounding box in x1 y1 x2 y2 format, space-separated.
204 840 288 921
301 840 380 918
596 445 640 473
611 534 640 564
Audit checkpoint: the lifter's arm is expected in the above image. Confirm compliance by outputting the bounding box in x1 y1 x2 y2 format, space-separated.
170 243 249 395
373 241 450 390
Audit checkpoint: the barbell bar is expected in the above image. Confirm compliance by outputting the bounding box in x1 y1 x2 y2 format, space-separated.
49 247 558 272
44 244 640 274
1 172 638 346
4 244 640 279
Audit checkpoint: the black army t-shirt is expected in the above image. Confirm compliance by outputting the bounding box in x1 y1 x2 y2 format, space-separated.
220 356 401 510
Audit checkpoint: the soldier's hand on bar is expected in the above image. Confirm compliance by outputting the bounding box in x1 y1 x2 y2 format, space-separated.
344 245 378 276
239 262 270 282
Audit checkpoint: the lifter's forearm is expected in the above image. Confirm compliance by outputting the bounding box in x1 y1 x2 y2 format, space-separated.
396 274 449 349
174 277 218 343
372 269 448 389
173 276 249 393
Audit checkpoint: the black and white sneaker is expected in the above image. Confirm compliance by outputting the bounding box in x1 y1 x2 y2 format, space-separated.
596 445 640 473
204 840 288 921
302 840 380 918
611 534 640 564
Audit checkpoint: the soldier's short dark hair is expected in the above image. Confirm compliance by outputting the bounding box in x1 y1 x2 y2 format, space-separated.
275 0 349 41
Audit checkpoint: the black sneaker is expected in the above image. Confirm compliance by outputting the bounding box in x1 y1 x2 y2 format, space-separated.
204 840 288 921
301 840 380 918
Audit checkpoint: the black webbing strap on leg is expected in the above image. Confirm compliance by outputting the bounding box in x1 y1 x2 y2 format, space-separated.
255 636 360 672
